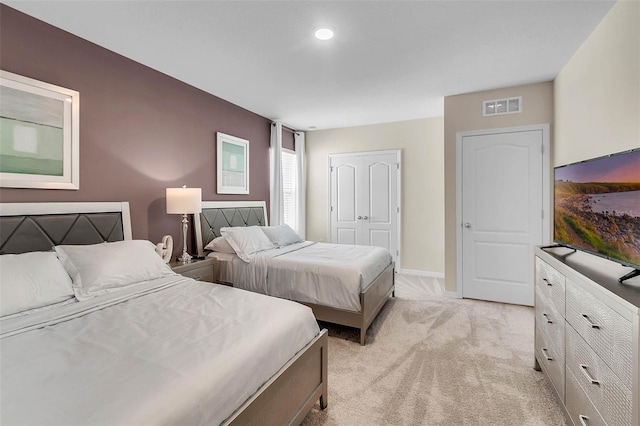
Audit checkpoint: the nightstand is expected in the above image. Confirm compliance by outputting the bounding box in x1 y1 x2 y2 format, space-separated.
170 258 215 283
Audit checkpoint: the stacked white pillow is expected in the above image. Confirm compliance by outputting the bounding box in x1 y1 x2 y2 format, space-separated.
220 226 275 262
204 236 236 254
55 240 175 301
261 224 302 247
0 251 75 317
215 224 304 262
1 240 177 317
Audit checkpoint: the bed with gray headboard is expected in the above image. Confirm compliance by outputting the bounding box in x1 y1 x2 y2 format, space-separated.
0 202 132 254
195 200 395 346
0 202 327 426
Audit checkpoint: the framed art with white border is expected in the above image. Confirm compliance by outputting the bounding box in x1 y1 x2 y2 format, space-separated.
0 70 80 190
217 132 249 194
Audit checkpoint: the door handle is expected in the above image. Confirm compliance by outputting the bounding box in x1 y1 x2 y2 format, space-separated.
464 223 471 229
363 216 369 220
357 216 363 220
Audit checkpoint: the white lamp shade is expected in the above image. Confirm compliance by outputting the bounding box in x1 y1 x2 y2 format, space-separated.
166 187 202 214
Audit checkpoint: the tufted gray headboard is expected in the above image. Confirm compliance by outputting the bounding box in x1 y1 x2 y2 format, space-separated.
195 201 267 256
0 202 132 254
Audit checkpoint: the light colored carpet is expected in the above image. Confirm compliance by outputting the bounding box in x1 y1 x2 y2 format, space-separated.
394 274 445 300
301 273 567 426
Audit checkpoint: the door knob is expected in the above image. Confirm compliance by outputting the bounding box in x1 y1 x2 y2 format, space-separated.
363 216 369 220
464 223 471 229
357 216 363 220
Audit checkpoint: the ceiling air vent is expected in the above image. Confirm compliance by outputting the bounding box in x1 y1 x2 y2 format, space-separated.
483 96 522 117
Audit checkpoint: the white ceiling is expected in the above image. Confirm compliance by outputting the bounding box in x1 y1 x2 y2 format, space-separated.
5 1 615 130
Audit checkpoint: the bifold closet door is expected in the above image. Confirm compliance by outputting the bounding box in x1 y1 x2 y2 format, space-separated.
329 151 400 263
330 155 360 245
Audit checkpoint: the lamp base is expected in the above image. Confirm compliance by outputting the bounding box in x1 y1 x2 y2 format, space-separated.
178 213 193 264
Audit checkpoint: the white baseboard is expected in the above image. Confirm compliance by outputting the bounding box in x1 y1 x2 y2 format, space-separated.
445 291 462 299
396 268 445 279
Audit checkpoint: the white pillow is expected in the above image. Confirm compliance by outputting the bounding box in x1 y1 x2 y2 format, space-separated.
204 236 236 254
261 224 302 247
0 251 74 317
55 240 175 301
220 226 275 262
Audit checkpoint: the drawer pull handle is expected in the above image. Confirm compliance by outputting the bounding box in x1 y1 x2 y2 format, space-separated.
541 347 553 361
542 278 552 286
581 314 600 329
579 415 589 426
542 313 553 324
579 364 600 385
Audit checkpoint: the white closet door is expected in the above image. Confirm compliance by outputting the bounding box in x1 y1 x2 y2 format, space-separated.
330 156 359 245
329 151 400 263
361 152 399 259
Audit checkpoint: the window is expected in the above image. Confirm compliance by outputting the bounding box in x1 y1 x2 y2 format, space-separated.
281 149 297 230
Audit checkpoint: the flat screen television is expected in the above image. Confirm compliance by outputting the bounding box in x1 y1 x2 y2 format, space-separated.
553 148 640 282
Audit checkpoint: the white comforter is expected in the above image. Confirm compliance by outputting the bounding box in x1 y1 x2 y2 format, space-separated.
0 275 320 426
232 241 392 312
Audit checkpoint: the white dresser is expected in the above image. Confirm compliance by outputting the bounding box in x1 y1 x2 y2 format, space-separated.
534 246 640 426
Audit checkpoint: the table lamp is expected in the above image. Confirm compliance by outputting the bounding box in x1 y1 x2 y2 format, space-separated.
166 186 202 263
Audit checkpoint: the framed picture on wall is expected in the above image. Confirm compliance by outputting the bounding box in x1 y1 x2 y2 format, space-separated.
216 132 249 194
0 70 80 190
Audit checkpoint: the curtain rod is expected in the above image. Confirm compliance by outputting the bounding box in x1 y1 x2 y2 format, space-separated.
271 121 302 135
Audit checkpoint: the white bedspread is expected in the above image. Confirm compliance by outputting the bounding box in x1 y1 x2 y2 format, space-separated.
231 242 392 312
0 275 320 426
208 251 235 283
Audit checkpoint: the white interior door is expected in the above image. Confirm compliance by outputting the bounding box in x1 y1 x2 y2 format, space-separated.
460 128 547 306
329 151 400 263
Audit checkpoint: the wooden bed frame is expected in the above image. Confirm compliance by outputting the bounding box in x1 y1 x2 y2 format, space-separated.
195 200 395 345
0 202 328 426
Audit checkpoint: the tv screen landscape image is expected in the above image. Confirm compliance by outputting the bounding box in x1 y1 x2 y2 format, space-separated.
554 148 640 271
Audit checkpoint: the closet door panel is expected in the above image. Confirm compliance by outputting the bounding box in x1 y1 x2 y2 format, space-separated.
361 153 398 258
368 229 391 252
330 159 360 245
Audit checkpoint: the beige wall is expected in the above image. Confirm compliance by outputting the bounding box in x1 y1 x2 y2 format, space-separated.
443 82 554 293
306 117 444 274
554 0 639 167
443 1 640 295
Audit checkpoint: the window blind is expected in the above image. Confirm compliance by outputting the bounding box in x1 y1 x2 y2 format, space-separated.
281 150 297 230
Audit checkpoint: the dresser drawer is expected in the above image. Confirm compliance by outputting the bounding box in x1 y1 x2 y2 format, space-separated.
535 257 565 316
535 323 565 402
535 291 565 358
566 367 607 426
566 325 633 426
565 278 633 386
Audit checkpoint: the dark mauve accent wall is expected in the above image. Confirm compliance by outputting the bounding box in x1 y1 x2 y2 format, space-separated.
0 5 271 255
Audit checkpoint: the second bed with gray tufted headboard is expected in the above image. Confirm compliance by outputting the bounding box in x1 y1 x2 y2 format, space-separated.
195 200 395 345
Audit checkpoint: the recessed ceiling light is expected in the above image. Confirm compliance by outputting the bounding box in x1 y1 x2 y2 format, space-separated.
315 28 334 41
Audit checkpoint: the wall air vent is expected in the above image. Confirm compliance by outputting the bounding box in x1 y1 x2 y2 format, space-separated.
483 96 522 117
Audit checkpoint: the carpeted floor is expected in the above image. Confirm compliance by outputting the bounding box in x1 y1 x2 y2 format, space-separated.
301 273 567 426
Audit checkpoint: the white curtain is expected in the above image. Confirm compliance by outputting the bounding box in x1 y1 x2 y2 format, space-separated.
294 131 306 239
269 121 284 226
